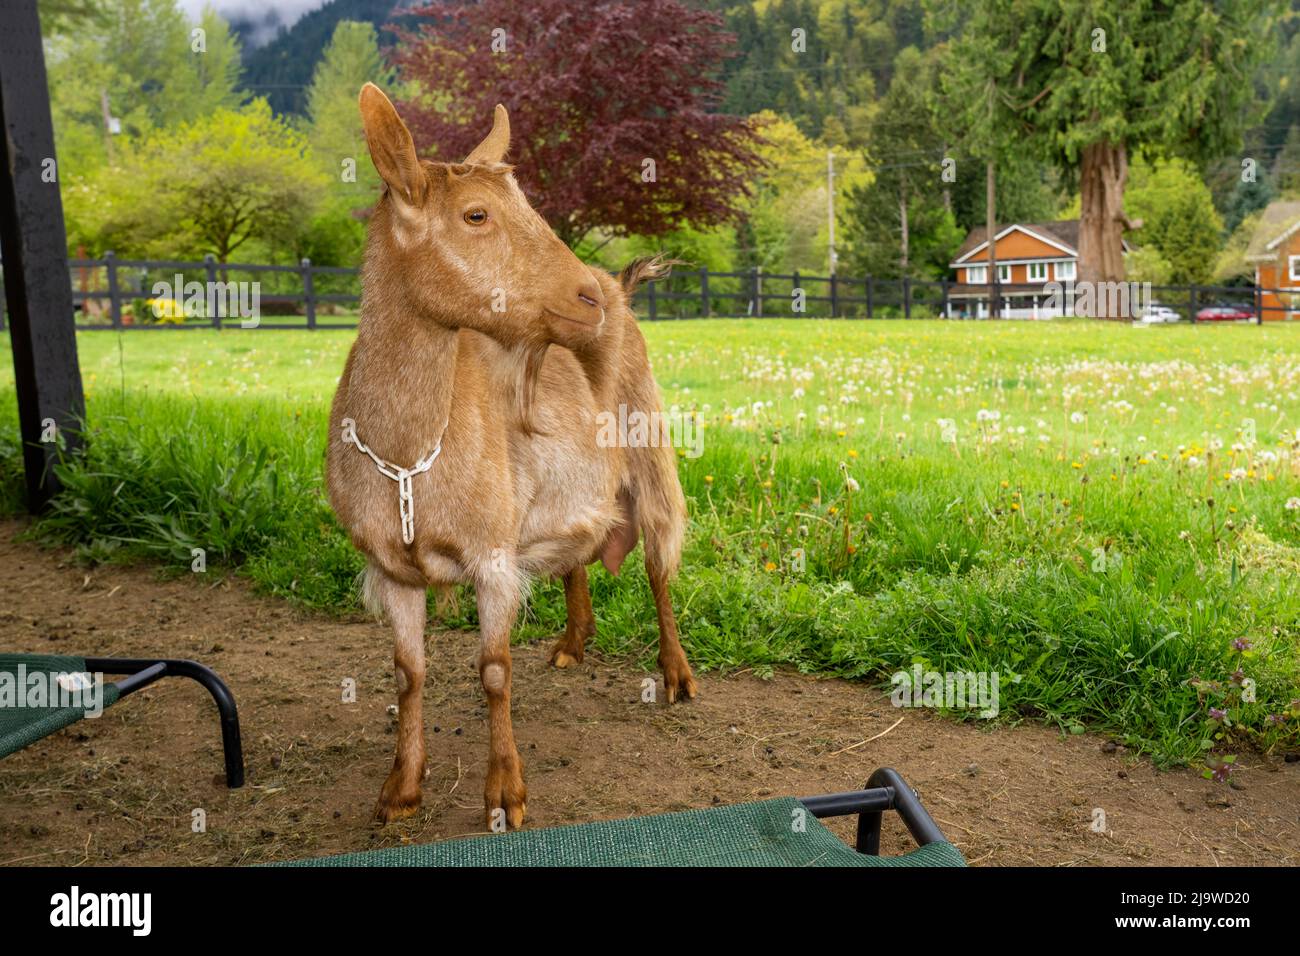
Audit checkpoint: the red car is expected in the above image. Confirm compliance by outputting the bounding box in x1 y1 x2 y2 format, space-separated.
1196 304 1255 322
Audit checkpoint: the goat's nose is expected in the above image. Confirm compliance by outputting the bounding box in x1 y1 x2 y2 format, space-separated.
577 279 605 310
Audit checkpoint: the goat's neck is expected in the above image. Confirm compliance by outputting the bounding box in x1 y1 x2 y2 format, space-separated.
349 315 457 465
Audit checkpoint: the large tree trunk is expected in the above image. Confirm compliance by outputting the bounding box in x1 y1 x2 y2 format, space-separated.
1077 140 1134 318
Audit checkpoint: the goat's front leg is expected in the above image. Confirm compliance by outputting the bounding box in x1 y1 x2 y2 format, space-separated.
476 564 526 830
373 571 428 823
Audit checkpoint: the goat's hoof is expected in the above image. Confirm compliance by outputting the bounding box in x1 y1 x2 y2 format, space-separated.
374 773 422 824
484 761 528 831
662 658 698 704
548 639 584 668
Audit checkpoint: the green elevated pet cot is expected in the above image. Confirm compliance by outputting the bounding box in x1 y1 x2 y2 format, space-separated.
282 767 965 867
0 653 244 787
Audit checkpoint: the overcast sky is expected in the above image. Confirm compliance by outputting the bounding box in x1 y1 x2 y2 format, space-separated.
177 1 329 34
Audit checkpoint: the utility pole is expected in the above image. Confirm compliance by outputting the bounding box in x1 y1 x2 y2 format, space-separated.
985 83 998 320
827 149 837 276
99 89 117 163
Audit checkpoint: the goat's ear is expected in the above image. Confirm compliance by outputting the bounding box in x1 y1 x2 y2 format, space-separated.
464 104 510 165
358 83 424 204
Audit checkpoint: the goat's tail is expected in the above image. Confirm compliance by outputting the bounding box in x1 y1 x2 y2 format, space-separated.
618 255 685 294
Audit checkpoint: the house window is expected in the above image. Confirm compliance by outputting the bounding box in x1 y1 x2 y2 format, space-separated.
998 264 1012 283
967 265 987 284
1027 261 1048 282
1056 260 1076 281
1290 255 1300 282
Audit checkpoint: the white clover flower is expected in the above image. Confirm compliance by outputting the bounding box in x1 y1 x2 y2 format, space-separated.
1286 497 1300 511
1070 411 1086 424
845 476 860 492
1228 468 1247 482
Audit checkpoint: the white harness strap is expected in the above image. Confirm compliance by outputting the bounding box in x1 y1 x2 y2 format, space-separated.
341 417 444 545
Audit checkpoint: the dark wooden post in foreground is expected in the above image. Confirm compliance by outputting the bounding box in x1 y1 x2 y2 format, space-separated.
0 1 85 510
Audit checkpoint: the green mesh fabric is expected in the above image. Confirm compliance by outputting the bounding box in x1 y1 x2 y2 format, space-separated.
0 654 121 758
280 797 967 867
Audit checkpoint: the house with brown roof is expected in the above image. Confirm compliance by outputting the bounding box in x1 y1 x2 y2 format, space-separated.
947 220 1088 318
1245 200 1300 321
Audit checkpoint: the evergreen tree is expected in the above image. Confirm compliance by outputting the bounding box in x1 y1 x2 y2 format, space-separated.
941 0 1282 293
842 47 961 279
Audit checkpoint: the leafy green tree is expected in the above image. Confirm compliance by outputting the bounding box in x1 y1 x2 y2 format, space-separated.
89 101 325 262
730 111 868 274
1123 246 1174 286
95 0 242 133
1123 160 1224 284
1274 125 1300 196
46 0 242 177
300 20 396 266
306 21 394 196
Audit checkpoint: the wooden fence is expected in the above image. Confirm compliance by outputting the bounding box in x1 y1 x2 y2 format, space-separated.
0 253 1294 329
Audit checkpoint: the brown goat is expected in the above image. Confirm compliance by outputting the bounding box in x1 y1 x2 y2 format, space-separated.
326 84 696 828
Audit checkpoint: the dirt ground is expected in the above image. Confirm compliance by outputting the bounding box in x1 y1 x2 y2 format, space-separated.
0 520 1296 867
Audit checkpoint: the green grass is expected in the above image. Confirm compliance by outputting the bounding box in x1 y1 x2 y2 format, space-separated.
3 319 1299 766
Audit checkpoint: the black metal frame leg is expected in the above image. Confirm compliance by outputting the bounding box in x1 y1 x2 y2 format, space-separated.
84 657 245 788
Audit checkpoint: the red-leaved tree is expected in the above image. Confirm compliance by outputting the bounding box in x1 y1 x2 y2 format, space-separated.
390 0 764 247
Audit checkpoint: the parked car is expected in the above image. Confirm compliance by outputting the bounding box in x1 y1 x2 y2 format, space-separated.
1196 304 1255 322
1136 303 1181 324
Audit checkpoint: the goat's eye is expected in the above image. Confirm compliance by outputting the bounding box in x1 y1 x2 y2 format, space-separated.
464 208 488 225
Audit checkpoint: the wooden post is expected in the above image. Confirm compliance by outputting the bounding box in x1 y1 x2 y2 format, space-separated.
647 277 657 321
1189 284 1198 325
0 0 86 509
793 270 801 316
699 267 710 319
204 254 220 329
301 257 316 330
103 250 123 329
866 275 874 319
941 278 950 319
903 277 911 319
830 272 839 318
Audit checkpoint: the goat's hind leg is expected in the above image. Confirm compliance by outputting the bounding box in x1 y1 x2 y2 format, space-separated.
645 547 697 704
370 566 429 823
549 565 596 668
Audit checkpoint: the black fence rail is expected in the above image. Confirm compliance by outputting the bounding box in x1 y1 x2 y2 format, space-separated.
0 254 1295 330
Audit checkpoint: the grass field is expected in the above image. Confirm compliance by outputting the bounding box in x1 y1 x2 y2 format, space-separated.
3 319 1299 768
